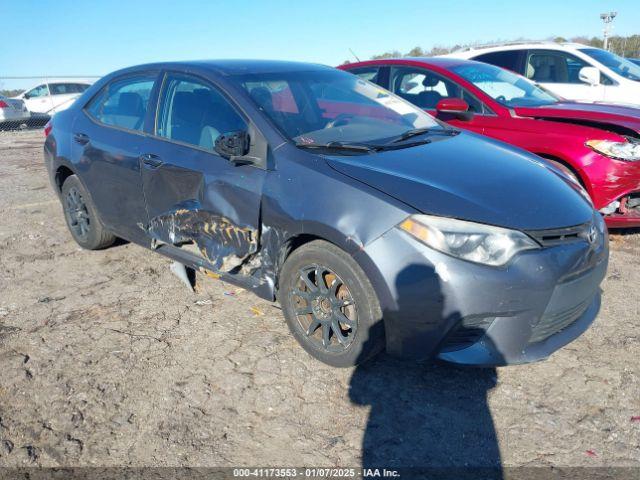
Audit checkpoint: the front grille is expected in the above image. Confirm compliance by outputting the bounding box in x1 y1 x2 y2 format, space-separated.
530 297 592 343
441 316 495 352
526 222 592 247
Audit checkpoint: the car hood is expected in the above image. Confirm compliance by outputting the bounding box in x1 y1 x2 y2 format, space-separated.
325 133 594 231
514 101 640 134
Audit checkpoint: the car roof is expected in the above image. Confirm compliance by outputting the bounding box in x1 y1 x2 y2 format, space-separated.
444 42 591 58
48 80 93 85
117 59 334 77
344 56 483 70
21 79 94 90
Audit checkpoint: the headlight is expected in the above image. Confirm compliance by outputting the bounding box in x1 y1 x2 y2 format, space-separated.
399 214 540 267
586 139 640 161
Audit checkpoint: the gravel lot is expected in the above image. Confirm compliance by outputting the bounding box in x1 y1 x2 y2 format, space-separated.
0 130 638 472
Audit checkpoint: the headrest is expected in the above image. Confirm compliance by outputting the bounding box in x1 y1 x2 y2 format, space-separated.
172 91 204 120
118 92 143 116
250 87 274 111
422 75 440 87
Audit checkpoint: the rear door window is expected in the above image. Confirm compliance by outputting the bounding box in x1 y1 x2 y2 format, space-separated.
73 83 91 93
52 83 90 94
473 50 525 74
49 83 79 95
86 75 156 131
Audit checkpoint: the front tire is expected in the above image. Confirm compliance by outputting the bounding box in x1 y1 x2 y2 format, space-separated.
61 175 116 250
279 240 384 367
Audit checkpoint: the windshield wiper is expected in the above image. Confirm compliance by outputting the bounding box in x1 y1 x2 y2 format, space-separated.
390 127 459 144
295 141 378 153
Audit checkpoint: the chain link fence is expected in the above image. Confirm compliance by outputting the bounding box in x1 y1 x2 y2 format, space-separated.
0 76 100 131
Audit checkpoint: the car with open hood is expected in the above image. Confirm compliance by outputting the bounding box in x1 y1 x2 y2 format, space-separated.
44 60 608 367
341 57 640 227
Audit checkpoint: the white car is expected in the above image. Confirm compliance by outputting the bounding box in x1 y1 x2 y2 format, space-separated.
14 81 92 115
445 42 640 105
0 94 30 127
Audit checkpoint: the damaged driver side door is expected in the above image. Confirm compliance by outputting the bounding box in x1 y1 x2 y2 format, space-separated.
140 72 266 273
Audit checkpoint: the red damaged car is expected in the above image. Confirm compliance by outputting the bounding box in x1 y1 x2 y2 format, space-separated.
340 58 640 227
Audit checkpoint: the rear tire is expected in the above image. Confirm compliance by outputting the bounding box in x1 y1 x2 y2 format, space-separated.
61 175 116 250
279 240 384 367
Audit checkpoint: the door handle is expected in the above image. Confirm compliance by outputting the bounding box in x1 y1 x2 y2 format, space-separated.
73 133 90 145
140 153 163 168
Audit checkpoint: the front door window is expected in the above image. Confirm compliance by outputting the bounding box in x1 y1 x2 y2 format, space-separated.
390 67 486 113
156 74 247 151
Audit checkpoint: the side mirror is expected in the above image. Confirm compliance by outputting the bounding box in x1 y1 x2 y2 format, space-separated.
435 98 473 121
23 92 30 99
214 130 250 160
579 66 600 86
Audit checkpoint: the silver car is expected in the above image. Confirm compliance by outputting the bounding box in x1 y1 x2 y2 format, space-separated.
0 94 30 128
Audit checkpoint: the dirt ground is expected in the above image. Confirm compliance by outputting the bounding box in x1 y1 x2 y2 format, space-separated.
0 130 638 471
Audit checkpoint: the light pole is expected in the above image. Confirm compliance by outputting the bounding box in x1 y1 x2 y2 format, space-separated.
600 11 617 51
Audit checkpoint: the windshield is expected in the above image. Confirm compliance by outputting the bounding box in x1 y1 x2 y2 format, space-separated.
451 62 560 107
232 69 443 147
579 48 640 82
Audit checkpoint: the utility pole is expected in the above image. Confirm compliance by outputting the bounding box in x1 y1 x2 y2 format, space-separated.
600 11 617 51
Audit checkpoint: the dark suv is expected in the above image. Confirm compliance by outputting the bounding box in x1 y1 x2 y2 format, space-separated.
45 60 608 367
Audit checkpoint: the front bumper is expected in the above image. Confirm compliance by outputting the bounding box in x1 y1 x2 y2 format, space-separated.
586 152 640 228
602 193 640 228
605 212 640 228
356 222 608 366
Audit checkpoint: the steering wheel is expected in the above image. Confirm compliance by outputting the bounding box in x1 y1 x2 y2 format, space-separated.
495 95 507 103
325 113 355 129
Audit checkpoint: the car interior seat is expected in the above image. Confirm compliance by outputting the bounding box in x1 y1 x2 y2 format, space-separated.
170 91 208 145
191 89 218 150
529 54 569 83
250 86 305 137
529 56 551 81
107 92 144 130
526 63 536 79
250 87 275 114
416 75 443 109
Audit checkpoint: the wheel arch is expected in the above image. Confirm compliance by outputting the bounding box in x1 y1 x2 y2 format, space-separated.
54 164 75 192
52 163 109 231
273 233 330 299
272 231 394 320
535 153 590 191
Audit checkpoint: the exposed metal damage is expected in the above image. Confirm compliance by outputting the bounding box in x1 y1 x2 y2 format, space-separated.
147 200 260 273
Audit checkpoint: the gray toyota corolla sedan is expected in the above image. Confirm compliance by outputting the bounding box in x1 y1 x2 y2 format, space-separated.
44 60 608 367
